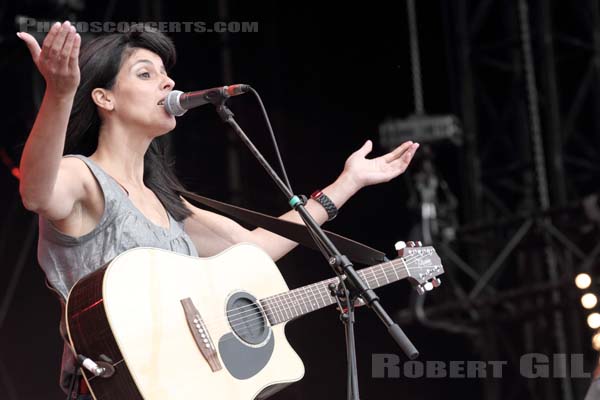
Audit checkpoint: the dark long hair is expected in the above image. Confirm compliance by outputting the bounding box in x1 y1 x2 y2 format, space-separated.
65 24 191 221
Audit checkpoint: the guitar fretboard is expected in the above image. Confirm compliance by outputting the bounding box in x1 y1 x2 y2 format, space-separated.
259 253 441 325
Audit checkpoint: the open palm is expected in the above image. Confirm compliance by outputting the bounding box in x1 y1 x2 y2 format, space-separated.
343 140 419 189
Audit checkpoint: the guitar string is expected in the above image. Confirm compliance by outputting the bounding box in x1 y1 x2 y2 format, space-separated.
222 253 433 325
229 256 440 329
208 253 434 330
200 253 440 334
211 255 442 346
201 253 425 328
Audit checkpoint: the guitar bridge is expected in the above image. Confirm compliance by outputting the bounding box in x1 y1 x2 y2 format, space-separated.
180 297 222 372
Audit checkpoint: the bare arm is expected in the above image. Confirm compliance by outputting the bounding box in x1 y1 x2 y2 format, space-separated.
183 174 358 261
184 140 419 261
18 21 84 219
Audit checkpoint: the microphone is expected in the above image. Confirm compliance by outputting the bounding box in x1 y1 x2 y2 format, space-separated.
164 84 251 116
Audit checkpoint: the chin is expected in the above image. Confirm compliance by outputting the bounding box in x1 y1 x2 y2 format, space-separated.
157 118 177 135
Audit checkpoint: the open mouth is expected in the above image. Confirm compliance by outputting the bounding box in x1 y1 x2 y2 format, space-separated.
157 98 165 106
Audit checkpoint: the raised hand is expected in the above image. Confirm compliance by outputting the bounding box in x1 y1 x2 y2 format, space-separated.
341 140 420 189
17 21 81 98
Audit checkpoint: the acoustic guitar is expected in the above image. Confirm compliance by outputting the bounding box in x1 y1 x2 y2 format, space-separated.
66 242 443 399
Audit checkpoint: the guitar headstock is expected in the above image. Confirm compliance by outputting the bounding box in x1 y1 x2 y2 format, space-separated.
395 241 444 295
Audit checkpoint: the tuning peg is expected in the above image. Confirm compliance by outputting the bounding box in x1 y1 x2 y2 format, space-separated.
423 281 434 291
395 241 406 257
416 241 423 247
431 277 441 288
415 285 425 295
407 241 416 247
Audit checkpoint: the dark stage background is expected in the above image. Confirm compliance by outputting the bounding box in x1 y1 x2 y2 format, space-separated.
1 1 600 399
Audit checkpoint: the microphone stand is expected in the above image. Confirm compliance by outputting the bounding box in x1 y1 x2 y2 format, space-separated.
214 101 419 400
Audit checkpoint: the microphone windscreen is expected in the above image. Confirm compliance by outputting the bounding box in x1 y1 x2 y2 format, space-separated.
164 90 187 116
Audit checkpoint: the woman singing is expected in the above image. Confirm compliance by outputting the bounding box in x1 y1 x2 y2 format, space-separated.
16 21 419 399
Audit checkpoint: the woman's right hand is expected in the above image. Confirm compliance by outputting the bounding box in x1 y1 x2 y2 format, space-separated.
17 21 81 98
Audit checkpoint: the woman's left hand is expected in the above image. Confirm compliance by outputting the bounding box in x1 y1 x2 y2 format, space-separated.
341 140 419 190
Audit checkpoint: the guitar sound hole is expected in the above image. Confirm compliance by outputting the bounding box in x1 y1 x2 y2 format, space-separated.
226 292 270 345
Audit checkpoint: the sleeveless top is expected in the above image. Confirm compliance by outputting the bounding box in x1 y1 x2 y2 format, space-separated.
36 154 199 393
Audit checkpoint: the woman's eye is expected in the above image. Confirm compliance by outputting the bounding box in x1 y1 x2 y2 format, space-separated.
138 72 151 78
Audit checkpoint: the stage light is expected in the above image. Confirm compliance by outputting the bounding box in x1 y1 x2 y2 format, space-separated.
582 293 598 309
588 313 600 329
593 332 600 351
576 273 592 289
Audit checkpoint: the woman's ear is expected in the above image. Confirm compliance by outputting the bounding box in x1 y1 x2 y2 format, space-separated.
91 88 115 111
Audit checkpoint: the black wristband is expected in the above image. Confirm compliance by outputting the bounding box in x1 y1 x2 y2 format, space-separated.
311 190 338 221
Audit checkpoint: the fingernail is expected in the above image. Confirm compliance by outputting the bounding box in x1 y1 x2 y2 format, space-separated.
16 32 21 39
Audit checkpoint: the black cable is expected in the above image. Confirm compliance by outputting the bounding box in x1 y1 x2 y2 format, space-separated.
247 88 340 261
245 87 337 256
248 87 293 193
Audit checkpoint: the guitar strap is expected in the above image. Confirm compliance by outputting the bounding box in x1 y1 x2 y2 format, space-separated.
179 190 388 265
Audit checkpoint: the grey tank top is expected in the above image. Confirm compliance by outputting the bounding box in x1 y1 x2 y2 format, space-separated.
38 154 198 300
37 154 198 392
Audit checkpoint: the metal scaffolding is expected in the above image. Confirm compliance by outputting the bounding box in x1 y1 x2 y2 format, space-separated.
394 0 600 399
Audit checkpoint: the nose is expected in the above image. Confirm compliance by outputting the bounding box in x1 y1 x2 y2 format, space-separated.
162 75 175 91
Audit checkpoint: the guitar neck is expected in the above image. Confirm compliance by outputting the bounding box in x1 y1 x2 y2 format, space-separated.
260 258 410 325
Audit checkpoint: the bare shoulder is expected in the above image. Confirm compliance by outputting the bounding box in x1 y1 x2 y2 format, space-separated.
59 156 96 187
53 156 98 201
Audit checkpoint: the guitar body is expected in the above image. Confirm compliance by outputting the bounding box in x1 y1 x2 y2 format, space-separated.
66 244 305 400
